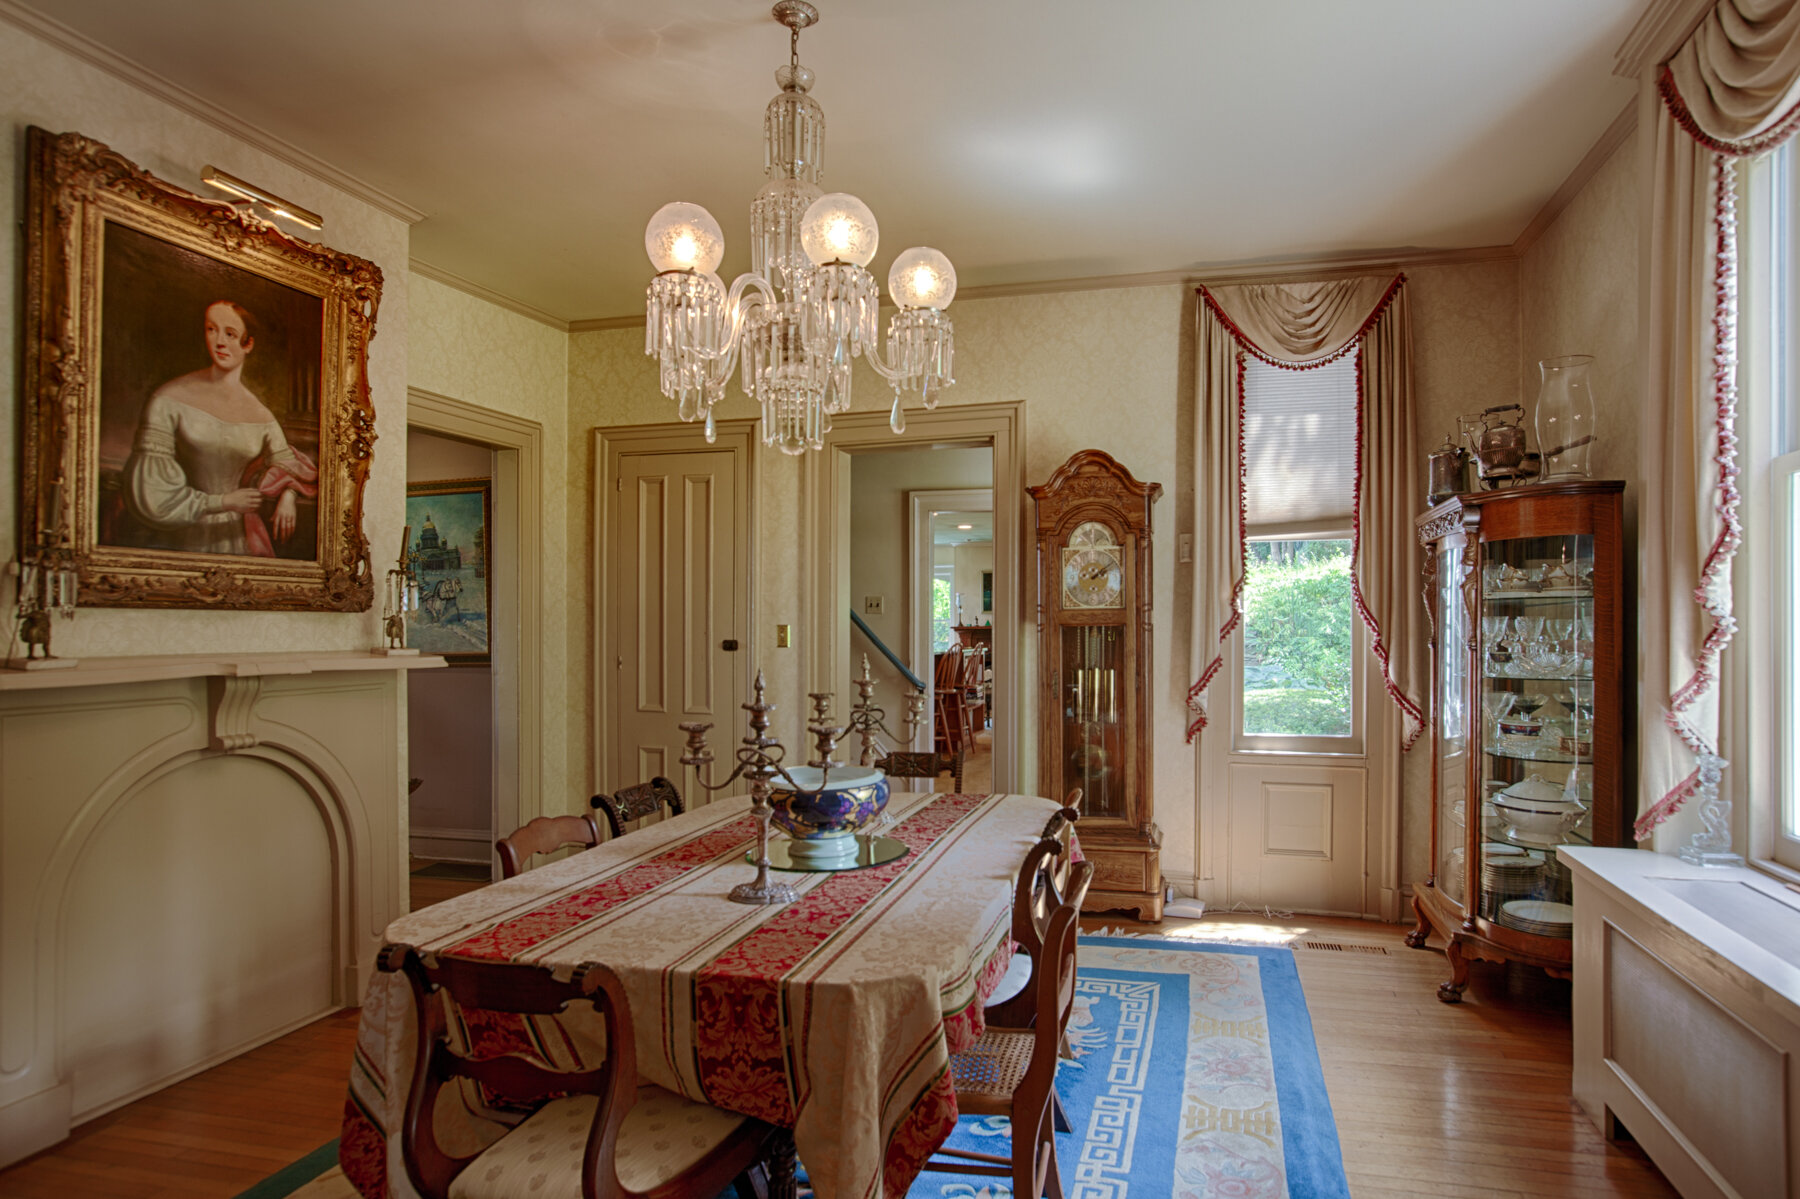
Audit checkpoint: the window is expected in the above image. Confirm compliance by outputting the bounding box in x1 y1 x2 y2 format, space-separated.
1235 354 1363 752
930 566 954 653
1737 141 1800 871
1242 538 1357 738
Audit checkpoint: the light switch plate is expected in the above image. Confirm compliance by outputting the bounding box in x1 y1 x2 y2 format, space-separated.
1178 533 1194 564
863 595 885 615
777 623 791 648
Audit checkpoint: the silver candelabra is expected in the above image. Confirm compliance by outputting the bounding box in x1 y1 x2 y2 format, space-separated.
843 654 926 766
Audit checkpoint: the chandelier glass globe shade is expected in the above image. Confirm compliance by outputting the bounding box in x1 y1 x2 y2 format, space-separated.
888 246 957 310
800 192 879 266
645 201 726 274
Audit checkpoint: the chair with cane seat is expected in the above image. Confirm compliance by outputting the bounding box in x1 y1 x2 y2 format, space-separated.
920 868 1090 1199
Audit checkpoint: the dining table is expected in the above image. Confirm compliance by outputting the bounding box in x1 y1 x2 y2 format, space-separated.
339 788 1064 1199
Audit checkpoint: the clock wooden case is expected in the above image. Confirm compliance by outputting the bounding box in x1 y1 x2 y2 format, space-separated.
1029 450 1164 921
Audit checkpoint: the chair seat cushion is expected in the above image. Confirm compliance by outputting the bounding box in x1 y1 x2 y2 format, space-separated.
984 949 1033 1008
448 1084 753 1199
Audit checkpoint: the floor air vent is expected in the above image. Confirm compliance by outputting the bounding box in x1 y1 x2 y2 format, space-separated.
1300 941 1389 955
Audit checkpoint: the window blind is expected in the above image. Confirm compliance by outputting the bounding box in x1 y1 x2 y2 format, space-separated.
1242 353 1357 534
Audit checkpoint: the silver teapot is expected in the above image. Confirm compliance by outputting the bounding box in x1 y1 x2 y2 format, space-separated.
1427 436 1469 504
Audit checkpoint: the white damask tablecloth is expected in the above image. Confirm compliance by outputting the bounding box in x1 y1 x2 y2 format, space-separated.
340 790 1057 1199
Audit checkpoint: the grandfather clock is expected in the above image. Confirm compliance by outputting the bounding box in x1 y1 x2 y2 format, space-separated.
1029 450 1163 921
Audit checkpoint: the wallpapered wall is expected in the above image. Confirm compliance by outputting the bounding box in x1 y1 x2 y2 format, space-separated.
566 286 1199 875
562 273 1530 890
0 22 411 657
407 274 573 823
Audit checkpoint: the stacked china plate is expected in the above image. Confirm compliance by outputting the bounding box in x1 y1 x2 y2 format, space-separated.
1499 898 1575 939
1479 844 1544 919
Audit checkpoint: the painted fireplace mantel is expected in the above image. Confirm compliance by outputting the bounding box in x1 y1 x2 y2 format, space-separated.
0 650 442 1167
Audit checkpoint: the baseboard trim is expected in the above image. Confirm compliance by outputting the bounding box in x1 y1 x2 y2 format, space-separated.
71 1004 335 1126
0 1081 72 1169
410 825 492 863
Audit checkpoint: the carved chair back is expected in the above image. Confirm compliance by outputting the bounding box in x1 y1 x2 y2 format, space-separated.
378 947 632 1199
875 750 964 792
495 813 601 879
589 776 684 841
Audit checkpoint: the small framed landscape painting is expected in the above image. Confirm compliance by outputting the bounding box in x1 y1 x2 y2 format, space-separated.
982 570 993 613
404 478 490 664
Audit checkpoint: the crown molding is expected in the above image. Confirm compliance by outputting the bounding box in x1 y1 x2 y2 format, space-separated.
1512 99 1637 258
1614 0 1711 79
0 1 427 225
568 314 644 333
563 245 1520 333
409 259 571 331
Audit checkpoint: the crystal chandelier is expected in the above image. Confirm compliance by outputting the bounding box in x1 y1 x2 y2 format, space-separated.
643 1 956 456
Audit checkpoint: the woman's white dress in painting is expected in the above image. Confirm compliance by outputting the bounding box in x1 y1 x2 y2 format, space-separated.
125 392 301 556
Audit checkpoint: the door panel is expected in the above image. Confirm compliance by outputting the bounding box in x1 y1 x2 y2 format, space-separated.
1227 762 1366 914
612 448 742 809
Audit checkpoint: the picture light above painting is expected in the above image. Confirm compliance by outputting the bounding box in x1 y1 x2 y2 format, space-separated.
18 127 384 611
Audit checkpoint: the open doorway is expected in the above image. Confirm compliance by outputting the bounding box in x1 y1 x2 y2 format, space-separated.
844 448 993 789
919 502 994 789
805 401 1026 793
405 426 498 889
401 389 545 912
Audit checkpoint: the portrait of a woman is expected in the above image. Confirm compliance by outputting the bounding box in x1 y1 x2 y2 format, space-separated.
124 300 318 557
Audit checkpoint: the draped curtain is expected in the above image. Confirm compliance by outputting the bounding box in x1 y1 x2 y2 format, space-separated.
1188 274 1425 749
1636 0 1800 841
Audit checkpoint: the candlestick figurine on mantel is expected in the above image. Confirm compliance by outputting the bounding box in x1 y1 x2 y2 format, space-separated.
372 525 420 656
7 536 79 671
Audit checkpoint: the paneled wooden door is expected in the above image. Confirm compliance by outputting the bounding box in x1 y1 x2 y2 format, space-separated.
605 441 748 808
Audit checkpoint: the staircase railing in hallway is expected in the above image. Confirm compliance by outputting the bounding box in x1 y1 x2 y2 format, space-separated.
848 609 927 692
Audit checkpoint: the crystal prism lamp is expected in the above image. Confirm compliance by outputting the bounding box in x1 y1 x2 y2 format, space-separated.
643 1 956 455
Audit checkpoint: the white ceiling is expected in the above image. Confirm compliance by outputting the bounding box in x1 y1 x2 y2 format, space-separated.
932 511 993 547
22 0 1644 323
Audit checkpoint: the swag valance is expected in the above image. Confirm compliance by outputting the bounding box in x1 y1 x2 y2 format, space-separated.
1188 273 1425 749
1638 0 1800 840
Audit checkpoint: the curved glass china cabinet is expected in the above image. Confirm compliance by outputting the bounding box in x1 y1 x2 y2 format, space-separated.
1406 480 1625 1002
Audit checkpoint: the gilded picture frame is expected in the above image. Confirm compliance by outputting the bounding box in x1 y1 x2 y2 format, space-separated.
403 478 491 665
20 126 383 611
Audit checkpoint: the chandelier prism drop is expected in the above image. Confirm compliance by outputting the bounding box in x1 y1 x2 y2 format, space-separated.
643 1 956 455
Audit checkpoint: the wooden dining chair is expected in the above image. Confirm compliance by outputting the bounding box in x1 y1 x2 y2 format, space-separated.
921 886 1086 1199
378 945 793 1199
496 813 601 879
959 649 988 737
874 749 964 792
933 647 967 756
590 777 684 841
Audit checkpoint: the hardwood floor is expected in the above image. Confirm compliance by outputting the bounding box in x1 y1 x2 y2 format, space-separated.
1108 909 1678 1199
0 1010 361 1198
0 908 1675 1198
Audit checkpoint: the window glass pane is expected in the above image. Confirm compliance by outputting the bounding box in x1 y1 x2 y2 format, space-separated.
931 573 953 652
1785 468 1800 844
1241 538 1354 737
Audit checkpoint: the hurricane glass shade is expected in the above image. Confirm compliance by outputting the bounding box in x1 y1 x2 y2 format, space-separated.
801 192 878 266
645 201 725 274
1534 354 1596 479
888 246 957 310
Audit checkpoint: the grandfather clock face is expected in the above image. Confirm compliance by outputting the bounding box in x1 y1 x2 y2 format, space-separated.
1060 521 1123 610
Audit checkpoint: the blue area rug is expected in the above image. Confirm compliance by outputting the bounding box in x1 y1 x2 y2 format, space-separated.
901 932 1349 1199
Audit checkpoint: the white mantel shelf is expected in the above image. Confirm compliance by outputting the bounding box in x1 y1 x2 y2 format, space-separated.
0 649 447 692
